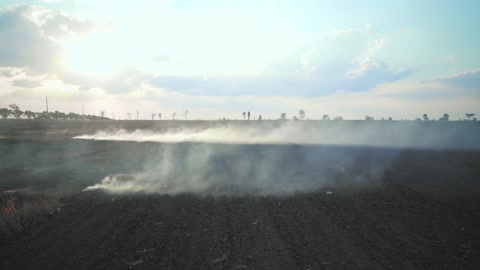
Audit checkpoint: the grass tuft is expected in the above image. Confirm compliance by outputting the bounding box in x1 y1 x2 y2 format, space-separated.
1 191 61 240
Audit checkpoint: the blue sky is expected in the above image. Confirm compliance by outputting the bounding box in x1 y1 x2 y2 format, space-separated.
0 0 479 120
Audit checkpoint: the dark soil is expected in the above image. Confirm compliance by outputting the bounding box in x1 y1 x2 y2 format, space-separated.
1 120 480 269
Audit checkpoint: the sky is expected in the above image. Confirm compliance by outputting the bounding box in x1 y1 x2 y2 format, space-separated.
0 0 479 120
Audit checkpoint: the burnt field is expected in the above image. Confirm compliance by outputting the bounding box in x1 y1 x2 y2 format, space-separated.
1 120 480 269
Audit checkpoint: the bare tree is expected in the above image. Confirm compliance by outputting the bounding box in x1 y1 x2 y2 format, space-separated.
158 113 162 120
182 110 189 120
99 110 106 120
136 109 139 120
172 112 176 120
151 113 156 120
126 112 132 120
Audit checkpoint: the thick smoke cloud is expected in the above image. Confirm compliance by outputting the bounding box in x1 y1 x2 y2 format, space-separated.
77 121 479 196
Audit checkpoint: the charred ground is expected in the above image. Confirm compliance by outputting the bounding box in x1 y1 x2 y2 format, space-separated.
1 120 480 269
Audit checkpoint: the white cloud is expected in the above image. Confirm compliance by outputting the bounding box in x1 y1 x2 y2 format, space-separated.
368 38 385 54
12 79 44 88
151 53 170 63
426 68 480 90
304 28 367 70
0 5 94 74
1 3 477 121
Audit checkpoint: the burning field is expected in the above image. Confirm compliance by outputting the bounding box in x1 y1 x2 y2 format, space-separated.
1 120 480 269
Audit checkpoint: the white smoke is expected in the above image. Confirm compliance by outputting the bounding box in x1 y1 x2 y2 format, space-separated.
77 121 479 196
82 140 392 196
73 121 418 147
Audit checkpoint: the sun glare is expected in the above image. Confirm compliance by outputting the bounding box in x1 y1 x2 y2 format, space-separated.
63 32 130 76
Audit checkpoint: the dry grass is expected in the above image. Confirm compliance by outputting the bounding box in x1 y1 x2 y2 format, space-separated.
0 191 61 240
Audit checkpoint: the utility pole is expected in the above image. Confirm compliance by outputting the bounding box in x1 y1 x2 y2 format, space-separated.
45 96 49 119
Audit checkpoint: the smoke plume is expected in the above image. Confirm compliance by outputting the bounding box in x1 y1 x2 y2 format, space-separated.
77 121 479 196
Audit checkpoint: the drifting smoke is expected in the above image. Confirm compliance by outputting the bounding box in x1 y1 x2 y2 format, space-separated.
77 121 480 196
73 121 479 149
83 142 392 196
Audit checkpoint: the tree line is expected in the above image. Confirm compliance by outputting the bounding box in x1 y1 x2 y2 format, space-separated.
0 104 105 120
1 104 477 122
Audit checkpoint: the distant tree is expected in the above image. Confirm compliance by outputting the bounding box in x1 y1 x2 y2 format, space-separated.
439 113 449 121
24 110 35 119
365 115 374 121
415 117 422 121
52 111 66 120
99 110 106 120
36 111 49 119
388 117 393 121
151 113 156 120
280 113 286 120
322 114 329 120
248 111 251 120
466 113 475 121
126 112 132 120
293 116 298 121
0 108 11 119
299 109 305 119
423 114 429 121
258 115 262 121
334 116 343 120
158 113 162 120
9 104 23 119
136 109 139 120
182 110 189 120
67 112 80 120
172 112 176 120
242 112 246 120
9 104 19 111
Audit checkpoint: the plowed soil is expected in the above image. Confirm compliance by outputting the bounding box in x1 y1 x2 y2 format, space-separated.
1 120 480 269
